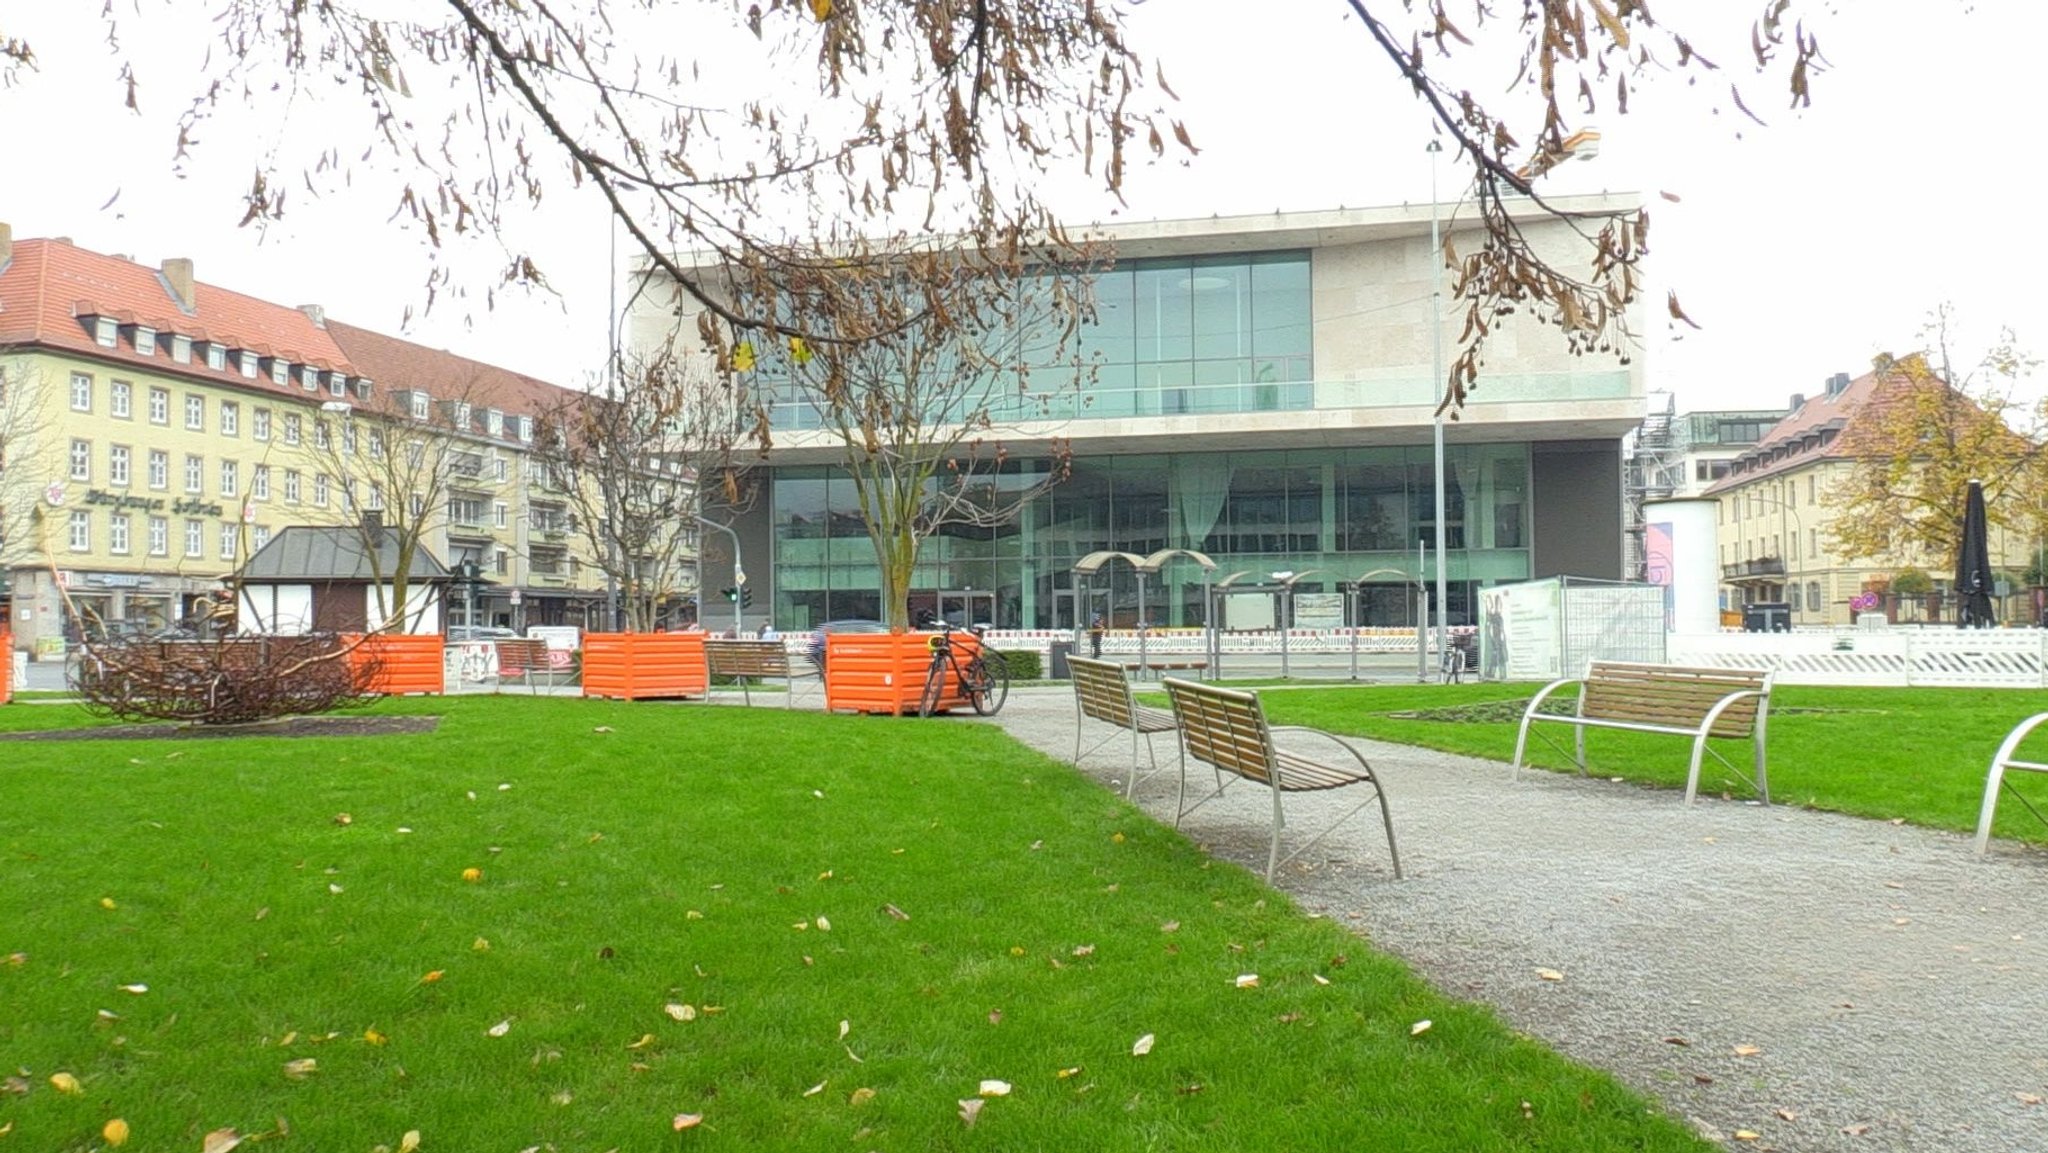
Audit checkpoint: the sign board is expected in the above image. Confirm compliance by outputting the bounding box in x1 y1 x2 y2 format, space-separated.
509 589 523 606
1292 592 1346 629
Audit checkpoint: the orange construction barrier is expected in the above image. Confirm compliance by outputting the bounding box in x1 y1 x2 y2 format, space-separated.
0 631 11 705
581 631 709 700
822 630 975 716
346 633 446 695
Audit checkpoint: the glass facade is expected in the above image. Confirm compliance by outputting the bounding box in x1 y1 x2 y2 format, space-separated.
768 443 1530 630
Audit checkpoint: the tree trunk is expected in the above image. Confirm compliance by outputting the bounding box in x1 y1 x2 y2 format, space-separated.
875 525 918 633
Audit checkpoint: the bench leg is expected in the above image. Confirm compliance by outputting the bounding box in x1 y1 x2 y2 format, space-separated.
1266 785 1287 883
1753 728 1770 805
1511 714 1535 781
1975 761 2006 854
1373 778 1403 880
1684 734 1707 804
1574 724 1587 774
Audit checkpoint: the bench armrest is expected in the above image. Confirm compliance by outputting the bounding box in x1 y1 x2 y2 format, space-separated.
1268 724 1374 781
1695 688 1767 737
1520 676 1584 723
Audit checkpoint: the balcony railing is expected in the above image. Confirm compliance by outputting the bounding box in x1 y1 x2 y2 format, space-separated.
1722 556 1787 580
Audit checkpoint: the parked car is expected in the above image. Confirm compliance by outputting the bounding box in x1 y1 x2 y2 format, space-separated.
447 626 520 643
805 619 889 672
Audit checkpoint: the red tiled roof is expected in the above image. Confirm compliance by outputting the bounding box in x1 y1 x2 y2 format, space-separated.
0 237 353 394
1701 365 1987 495
325 319 579 426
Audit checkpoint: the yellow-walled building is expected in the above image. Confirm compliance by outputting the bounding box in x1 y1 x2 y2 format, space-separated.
0 224 630 657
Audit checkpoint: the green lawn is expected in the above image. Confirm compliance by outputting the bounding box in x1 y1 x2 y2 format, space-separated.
1177 682 2048 844
0 696 1703 1151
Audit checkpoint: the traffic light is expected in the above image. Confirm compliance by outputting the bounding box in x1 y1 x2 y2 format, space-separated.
720 586 738 602
740 586 754 609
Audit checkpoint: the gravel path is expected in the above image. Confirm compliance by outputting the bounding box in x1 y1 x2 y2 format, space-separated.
973 686 2048 1152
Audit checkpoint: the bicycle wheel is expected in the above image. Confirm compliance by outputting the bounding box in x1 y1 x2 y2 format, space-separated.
917 656 949 718
968 651 1010 716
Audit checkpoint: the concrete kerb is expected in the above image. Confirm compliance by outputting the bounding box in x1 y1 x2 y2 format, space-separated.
969 685 2048 1153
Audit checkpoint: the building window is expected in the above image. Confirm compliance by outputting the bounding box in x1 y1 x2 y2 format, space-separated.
148 516 169 557
185 394 204 430
149 386 169 424
314 473 330 507
367 482 385 512
253 525 272 551
185 454 204 494
70 372 92 412
220 460 239 498
284 470 301 503
110 380 132 419
93 317 118 347
343 422 358 455
148 450 169 490
328 372 346 397
185 519 204 559
206 344 227 371
283 413 302 445
239 351 259 379
494 501 509 529
494 457 509 482
516 415 533 443
220 400 240 436
253 408 272 441
1788 584 1802 612
410 391 431 420
109 513 131 555
1809 528 1819 557
109 445 131 486
315 420 330 450
409 494 425 518
220 522 238 561
253 464 271 501
271 359 290 386
450 494 487 527
68 511 90 551
494 548 509 576
135 327 157 356
453 401 473 430
485 409 504 437
70 439 91 482
1808 581 1823 613
171 335 192 364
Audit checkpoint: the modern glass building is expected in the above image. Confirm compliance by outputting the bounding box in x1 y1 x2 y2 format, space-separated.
629 199 1645 631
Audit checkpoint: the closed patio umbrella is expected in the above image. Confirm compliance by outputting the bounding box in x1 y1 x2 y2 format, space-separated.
1955 478 1997 628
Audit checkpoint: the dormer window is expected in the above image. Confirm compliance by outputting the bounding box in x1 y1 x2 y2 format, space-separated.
328 372 347 397
355 379 373 402
94 317 118 347
134 327 157 356
238 351 260 378
453 401 473 429
270 358 290 386
303 365 321 390
409 391 431 420
485 409 504 437
171 335 192 364
516 415 533 443
205 343 226 371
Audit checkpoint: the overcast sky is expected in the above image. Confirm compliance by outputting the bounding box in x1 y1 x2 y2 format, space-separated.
2 1 2040 416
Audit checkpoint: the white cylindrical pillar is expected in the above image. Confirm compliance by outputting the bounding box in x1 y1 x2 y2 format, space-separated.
1642 497 1722 635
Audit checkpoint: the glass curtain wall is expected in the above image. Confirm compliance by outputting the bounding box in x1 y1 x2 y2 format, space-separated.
770 444 1531 629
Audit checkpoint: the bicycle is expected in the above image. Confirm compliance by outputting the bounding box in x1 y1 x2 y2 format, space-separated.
917 622 1009 718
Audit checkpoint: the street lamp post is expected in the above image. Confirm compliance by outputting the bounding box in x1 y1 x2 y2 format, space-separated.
695 514 744 636
1426 139 1449 681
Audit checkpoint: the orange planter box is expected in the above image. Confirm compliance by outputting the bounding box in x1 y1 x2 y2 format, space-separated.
345 633 446 696
823 631 976 716
0 631 11 705
582 632 709 700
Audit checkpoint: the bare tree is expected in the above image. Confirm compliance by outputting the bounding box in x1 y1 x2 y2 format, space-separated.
8 2 1827 406
746 244 1094 631
1827 307 2042 566
531 355 736 632
0 352 55 582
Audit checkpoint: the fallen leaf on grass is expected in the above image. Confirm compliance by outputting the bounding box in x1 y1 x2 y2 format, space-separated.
1132 1033 1155 1056
1733 1130 1760 1141
399 1130 422 1153
988 1009 1003 1025
201 1129 243 1153
100 897 118 909
1234 974 1259 988
882 903 909 921
1312 974 1331 986
1777 1108 1798 1121
1733 1044 1761 1057
328 883 344 894
1535 968 1564 981
803 1081 827 1098
333 813 353 826
421 971 444 984
473 938 490 952
849 1087 876 1105
627 1033 657 1050
487 1020 512 1038
979 1080 1011 1097
0 1077 21 1095
462 868 483 883
1410 1020 1433 1036
593 726 613 733
1111 832 1125 843
665 1003 697 1022
49 1071 83 1094
1840 1123 1871 1135
838 1020 850 1040
957 1098 985 1127
98 1009 120 1021
1056 1066 1082 1079
1072 945 1095 957
1160 920 1180 933
364 1028 388 1046
815 916 831 932
282 1058 318 1080
102 1118 130 1145
1662 1036 1690 1046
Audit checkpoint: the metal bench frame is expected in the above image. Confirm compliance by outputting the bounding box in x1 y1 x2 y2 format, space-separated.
1976 712 2048 854
704 638 816 707
493 638 562 694
1162 677 1402 882
1068 655 1178 798
1512 660 1775 804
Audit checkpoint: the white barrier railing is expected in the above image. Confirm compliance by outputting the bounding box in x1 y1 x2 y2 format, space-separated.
1665 630 2048 688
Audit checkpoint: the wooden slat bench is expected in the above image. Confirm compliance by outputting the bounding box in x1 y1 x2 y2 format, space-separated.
1511 660 1775 803
493 638 555 693
1163 677 1402 882
1069 655 1179 798
1975 712 2048 854
704 638 815 707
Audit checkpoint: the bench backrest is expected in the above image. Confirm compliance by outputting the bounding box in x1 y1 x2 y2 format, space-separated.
1580 661 1770 739
494 638 549 674
1070 655 1141 728
704 639 792 678
1164 677 1275 786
